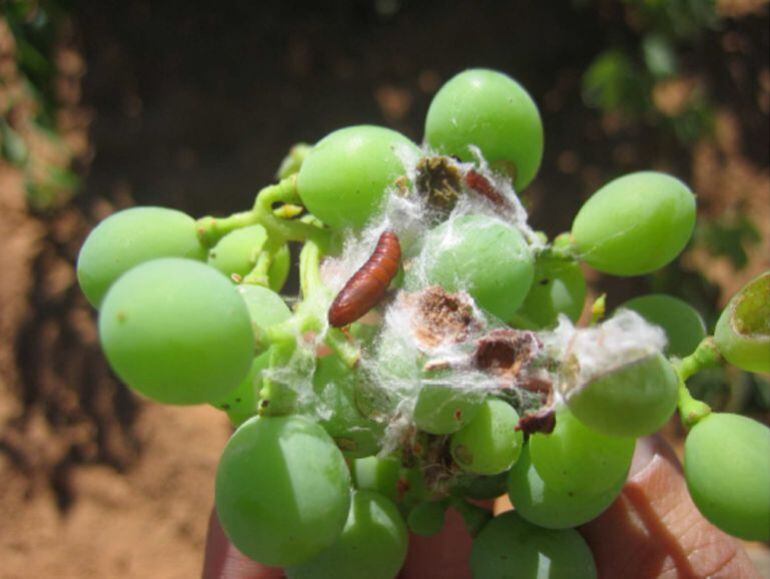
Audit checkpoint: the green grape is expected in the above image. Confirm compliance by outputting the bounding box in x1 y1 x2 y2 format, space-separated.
268 243 292 292
313 355 385 458
352 456 428 510
99 258 254 405
297 125 420 230
413 382 485 435
471 511 597 579
286 490 408 579
211 350 270 426
352 456 402 503
452 471 509 500
685 413 770 541
571 172 696 276
529 407 635 495
77 206 206 307
507 445 626 530
714 271 770 374
237 284 292 349
424 69 544 191
620 294 707 358
566 352 679 437
215 415 351 567
422 215 534 321
450 399 523 475
357 332 419 420
407 500 447 537
511 256 586 329
207 224 268 279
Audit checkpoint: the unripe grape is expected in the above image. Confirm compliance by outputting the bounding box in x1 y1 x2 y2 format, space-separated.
512 257 586 329
313 355 385 458
352 456 402 503
450 399 523 475
216 415 351 567
452 471 509 500
471 511 597 579
99 258 254 405
571 172 696 276
237 284 292 349
77 206 206 307
207 224 267 278
407 500 447 537
529 407 635 496
211 350 270 426
422 215 534 321
413 382 485 435
565 352 679 438
685 413 770 541
352 456 429 511
425 69 544 190
286 490 408 579
620 294 707 358
297 125 420 230
714 271 770 374
507 445 626 529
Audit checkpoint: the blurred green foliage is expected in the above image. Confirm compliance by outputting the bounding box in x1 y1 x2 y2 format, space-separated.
1 0 81 209
578 0 769 417
580 0 718 144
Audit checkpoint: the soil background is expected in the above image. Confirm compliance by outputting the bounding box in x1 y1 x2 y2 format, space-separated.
1 2 769 578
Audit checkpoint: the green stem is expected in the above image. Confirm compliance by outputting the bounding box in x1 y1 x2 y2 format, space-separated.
252 175 330 245
299 238 325 298
196 176 330 248
276 143 313 180
196 211 259 247
590 293 607 325
673 337 722 429
242 251 272 287
676 337 722 381
550 232 578 260
257 239 361 414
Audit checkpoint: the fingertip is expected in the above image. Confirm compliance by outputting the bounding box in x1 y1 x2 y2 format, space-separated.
580 436 759 578
202 510 284 579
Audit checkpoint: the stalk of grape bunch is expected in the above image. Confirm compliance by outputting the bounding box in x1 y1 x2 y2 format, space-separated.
77 67 769 578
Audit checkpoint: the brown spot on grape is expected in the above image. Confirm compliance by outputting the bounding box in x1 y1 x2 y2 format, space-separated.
454 444 473 466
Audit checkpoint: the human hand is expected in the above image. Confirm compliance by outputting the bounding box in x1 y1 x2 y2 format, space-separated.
202 436 759 579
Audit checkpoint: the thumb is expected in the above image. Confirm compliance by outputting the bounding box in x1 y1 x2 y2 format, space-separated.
202 510 284 579
579 435 760 579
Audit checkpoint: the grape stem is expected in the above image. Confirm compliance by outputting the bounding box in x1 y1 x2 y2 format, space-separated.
242 250 273 286
550 231 579 260
257 240 360 416
195 175 331 248
673 337 722 429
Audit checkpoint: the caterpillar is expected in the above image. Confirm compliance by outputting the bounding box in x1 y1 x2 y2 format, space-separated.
464 168 512 210
328 230 401 327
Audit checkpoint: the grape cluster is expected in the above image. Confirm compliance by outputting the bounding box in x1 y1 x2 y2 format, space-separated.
77 69 770 578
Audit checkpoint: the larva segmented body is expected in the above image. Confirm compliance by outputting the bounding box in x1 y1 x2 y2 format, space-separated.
328 230 401 327
464 169 511 210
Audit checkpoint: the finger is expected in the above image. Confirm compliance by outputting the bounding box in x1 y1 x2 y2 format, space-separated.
399 507 475 579
202 510 284 579
579 435 760 579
